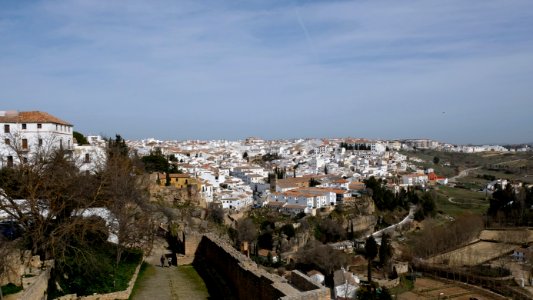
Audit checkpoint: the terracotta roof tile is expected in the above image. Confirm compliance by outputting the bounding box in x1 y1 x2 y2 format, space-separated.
0 111 72 126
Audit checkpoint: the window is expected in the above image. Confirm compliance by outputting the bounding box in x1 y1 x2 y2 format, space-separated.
22 139 28 150
4 139 9 145
22 157 28 164
55 124 58 130
60 139 63 149
22 123 27 130
7 156 13 168
38 139 43 147
37 123 42 129
4 124 9 133
84 153 90 163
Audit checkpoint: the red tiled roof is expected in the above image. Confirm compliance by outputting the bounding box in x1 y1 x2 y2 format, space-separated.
0 111 72 125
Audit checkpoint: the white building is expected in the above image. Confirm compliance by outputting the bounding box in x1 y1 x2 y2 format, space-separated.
0 111 73 167
72 145 107 174
270 187 337 209
402 173 429 186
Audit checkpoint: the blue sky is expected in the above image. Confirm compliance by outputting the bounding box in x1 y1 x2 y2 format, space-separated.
1 0 532 144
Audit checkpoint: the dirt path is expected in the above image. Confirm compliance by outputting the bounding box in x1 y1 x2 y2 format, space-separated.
132 264 209 300
132 237 210 300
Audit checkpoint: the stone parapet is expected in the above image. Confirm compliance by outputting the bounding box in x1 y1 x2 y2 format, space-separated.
193 233 330 300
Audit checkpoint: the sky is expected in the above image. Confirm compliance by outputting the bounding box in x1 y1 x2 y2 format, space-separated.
1 0 532 144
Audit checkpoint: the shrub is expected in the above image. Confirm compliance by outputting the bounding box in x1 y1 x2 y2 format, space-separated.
1 283 23 296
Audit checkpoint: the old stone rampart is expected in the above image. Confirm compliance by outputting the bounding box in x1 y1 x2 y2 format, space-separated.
193 233 330 300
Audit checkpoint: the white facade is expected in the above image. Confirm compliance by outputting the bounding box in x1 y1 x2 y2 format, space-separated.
0 111 73 167
73 145 107 173
270 188 336 209
402 174 429 186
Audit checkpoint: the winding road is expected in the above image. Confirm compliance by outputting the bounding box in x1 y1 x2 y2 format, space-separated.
371 205 416 240
449 166 481 183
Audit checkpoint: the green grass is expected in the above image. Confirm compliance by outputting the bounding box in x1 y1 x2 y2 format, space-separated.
128 262 155 300
179 265 209 294
114 251 143 291
1 283 23 296
434 186 489 217
389 276 414 296
53 245 143 297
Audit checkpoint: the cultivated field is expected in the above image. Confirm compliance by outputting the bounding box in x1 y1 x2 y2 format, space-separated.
398 277 503 300
479 229 533 244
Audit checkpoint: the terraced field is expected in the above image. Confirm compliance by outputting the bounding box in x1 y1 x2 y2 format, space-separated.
428 241 516 267
398 277 502 300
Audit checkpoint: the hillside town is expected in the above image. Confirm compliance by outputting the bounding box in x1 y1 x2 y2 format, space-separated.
2 110 533 300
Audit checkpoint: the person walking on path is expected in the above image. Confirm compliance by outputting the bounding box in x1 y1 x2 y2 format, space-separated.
167 256 172 267
160 255 165 267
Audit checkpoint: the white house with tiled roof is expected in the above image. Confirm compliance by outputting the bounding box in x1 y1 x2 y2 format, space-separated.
0 110 73 167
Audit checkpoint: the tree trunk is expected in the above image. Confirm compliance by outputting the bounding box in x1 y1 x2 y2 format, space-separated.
367 259 372 283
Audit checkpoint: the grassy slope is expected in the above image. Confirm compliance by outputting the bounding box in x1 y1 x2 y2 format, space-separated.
433 186 489 217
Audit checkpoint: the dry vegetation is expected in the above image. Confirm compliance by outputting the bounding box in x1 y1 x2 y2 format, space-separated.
409 214 484 259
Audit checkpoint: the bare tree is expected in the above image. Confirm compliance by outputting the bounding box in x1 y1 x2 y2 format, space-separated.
296 240 349 275
411 213 483 258
237 218 257 244
0 135 157 294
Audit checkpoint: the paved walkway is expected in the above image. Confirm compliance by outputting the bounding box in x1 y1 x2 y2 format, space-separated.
132 237 210 300
132 264 210 300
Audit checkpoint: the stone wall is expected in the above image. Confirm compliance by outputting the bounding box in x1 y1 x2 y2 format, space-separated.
285 271 330 300
193 233 330 300
4 261 53 300
184 231 203 256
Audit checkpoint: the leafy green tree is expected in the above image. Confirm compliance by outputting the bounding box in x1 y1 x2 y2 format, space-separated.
315 218 346 243
364 235 378 284
258 232 273 250
357 285 392 300
267 251 273 264
309 178 321 187
165 172 171 186
379 233 393 273
73 131 89 145
280 224 295 239
420 192 436 218
141 150 169 173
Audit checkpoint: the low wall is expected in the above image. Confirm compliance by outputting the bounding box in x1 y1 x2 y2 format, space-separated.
284 271 330 300
5 265 52 300
193 234 330 300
